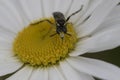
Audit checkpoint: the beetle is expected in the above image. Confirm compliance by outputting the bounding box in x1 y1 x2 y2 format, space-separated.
32 5 83 39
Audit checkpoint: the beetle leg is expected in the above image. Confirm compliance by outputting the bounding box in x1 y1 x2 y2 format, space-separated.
31 19 55 26
50 33 57 37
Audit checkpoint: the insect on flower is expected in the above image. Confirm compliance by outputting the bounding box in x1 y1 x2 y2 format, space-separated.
32 5 83 39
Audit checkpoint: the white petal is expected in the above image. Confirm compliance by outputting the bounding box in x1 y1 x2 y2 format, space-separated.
91 5 120 35
70 36 95 56
0 0 25 33
48 67 65 80
75 0 102 26
44 69 49 80
71 25 120 56
67 57 120 80
57 61 95 80
0 8 18 34
6 66 33 80
41 0 56 17
29 69 47 80
29 68 49 80
0 59 23 76
71 6 120 56
53 0 73 16
88 27 120 53
8 0 31 26
0 41 12 50
0 0 24 26
0 41 12 51
0 27 15 42
30 68 48 80
106 5 120 20
77 0 119 37
19 0 43 21
0 50 21 76
0 50 15 60
0 28 13 50
0 42 12 50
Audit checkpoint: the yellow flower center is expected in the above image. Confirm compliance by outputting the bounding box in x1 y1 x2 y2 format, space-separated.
13 18 77 67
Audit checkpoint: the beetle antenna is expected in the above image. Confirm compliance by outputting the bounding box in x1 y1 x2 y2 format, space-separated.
66 5 83 22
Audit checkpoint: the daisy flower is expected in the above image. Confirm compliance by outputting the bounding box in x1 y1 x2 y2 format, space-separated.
0 0 120 80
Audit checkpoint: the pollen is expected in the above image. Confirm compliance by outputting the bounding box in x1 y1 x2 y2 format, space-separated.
13 18 77 67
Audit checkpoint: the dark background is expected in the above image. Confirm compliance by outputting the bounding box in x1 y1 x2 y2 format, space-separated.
83 46 120 67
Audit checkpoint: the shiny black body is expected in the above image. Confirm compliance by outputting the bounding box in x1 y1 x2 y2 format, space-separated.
53 12 67 35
